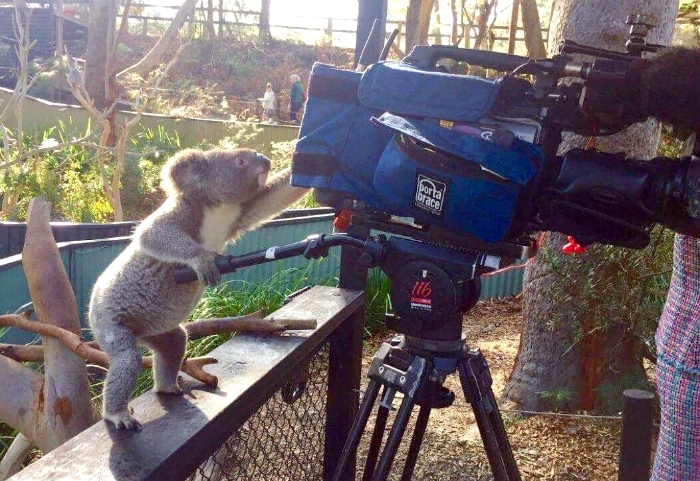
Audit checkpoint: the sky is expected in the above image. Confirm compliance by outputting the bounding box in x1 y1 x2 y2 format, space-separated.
265 0 360 21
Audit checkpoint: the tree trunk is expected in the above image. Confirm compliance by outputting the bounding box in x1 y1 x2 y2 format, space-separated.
450 0 458 45
206 0 216 37
508 0 520 54
431 0 441 45
503 0 678 412
259 0 271 44
473 0 495 50
119 0 199 78
22 198 96 448
520 0 546 58
406 0 429 53
417 0 434 45
85 0 113 110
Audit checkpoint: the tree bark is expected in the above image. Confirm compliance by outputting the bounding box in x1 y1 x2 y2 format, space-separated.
0 433 32 480
259 0 271 44
473 0 496 50
450 0 458 45
418 0 435 45
119 0 199 78
85 0 113 110
520 0 546 58
206 0 216 38
503 0 679 412
406 0 418 52
22 198 97 449
508 0 520 54
0 354 45 451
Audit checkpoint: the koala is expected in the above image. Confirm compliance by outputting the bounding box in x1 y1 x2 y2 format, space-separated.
88 148 308 431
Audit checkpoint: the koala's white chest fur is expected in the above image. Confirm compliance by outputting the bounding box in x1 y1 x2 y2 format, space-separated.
200 203 241 253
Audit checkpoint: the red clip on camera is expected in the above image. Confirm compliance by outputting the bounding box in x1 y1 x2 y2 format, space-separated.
562 236 587 255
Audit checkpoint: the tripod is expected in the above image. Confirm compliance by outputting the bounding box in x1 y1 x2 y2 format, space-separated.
173 230 525 480
331 331 520 481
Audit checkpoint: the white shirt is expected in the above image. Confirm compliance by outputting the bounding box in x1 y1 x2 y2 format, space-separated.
263 90 275 110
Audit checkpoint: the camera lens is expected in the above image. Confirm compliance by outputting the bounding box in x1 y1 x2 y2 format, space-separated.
658 156 700 237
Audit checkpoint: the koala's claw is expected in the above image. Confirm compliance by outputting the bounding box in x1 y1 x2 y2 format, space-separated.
104 410 142 432
194 254 221 286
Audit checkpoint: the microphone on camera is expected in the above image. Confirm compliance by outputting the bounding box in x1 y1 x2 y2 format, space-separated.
627 47 700 130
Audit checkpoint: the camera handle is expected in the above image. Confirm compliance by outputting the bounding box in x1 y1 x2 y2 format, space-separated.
173 234 370 284
404 45 529 72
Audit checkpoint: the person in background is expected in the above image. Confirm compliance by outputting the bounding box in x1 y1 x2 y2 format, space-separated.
289 74 305 123
262 83 275 122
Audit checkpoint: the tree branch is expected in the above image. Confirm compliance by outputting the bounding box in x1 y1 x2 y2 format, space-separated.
0 433 33 481
118 0 198 78
0 354 44 450
0 312 219 386
0 310 316 388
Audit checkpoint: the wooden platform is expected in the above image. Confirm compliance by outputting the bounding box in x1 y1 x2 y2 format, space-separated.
10 286 364 481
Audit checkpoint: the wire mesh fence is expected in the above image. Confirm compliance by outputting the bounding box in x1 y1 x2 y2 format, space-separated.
188 343 330 481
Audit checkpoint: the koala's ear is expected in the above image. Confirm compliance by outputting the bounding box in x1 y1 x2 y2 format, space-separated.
161 149 208 196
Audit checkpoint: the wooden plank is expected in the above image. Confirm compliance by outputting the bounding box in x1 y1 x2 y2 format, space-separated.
53 10 88 28
10 286 364 481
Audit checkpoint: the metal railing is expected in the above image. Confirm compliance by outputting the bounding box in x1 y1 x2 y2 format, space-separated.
9 286 366 481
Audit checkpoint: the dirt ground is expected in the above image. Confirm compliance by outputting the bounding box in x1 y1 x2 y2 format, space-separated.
356 298 622 481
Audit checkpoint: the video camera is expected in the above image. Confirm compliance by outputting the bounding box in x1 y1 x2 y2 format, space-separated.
291 14 700 255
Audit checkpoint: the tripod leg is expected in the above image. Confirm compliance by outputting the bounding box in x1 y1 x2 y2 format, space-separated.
458 354 521 481
372 393 417 481
483 388 521 481
331 380 382 481
400 404 431 481
363 388 391 481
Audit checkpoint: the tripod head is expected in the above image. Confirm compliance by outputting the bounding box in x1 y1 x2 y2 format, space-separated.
174 216 519 349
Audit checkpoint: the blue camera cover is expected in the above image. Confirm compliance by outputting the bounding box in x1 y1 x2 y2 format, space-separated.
291 61 544 243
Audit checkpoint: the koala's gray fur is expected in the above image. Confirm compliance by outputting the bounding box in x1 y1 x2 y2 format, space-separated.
89 148 308 431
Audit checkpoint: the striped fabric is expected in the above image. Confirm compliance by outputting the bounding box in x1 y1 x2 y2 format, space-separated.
652 235 700 480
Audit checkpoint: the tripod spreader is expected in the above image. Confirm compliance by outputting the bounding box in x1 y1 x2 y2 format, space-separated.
173 233 368 284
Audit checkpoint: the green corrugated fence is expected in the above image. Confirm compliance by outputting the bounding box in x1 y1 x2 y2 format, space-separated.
0 214 524 344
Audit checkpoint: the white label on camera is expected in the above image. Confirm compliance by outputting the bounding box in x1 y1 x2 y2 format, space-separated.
414 174 447 217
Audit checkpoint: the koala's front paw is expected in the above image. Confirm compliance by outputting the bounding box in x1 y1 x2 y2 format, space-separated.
104 410 142 431
193 252 221 286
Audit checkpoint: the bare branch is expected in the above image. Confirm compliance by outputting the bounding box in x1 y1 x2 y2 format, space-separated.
118 0 198 78
0 354 44 449
0 312 219 386
0 433 33 481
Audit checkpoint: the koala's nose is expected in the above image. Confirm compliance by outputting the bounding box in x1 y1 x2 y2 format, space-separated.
256 153 271 172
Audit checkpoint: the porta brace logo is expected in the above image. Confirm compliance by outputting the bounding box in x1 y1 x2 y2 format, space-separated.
414 173 447 216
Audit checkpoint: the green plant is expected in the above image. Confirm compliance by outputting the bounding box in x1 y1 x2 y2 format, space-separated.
364 268 392 337
537 388 576 412
121 126 182 219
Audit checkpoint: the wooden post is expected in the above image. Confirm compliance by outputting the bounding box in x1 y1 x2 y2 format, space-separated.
326 17 333 46
142 17 148 37
508 0 520 54
55 0 64 56
618 389 654 481
218 0 224 36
